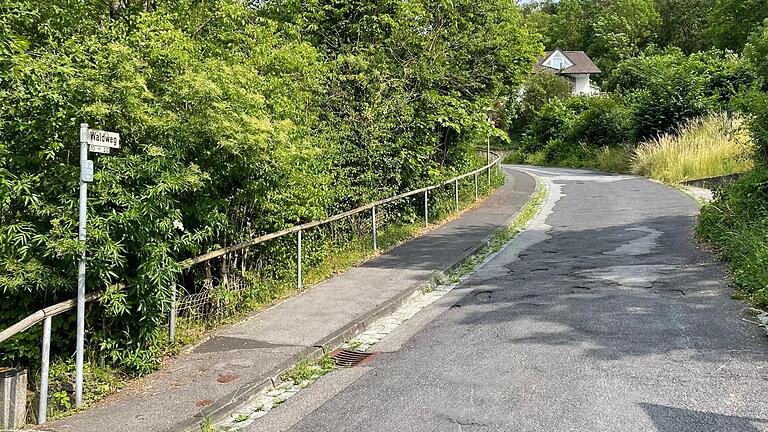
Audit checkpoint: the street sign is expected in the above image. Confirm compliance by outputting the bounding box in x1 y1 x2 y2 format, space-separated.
87 128 120 149
80 160 94 182
89 144 111 154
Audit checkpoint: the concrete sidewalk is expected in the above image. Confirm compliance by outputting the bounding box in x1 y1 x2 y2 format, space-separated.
45 167 535 432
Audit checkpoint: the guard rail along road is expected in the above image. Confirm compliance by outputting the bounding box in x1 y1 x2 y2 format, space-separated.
0 151 501 426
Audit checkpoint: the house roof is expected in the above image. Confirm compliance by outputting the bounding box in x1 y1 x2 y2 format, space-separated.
533 50 602 75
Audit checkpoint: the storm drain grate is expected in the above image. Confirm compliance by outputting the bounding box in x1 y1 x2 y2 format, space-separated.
330 348 379 367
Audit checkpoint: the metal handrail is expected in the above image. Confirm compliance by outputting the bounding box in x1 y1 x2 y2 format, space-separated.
182 151 501 268
1 151 501 425
0 292 100 424
171 151 501 341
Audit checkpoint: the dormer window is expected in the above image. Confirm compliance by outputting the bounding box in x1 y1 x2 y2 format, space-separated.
552 54 564 69
544 50 573 70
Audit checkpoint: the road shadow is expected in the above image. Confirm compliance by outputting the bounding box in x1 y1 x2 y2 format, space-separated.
450 213 768 366
640 403 768 432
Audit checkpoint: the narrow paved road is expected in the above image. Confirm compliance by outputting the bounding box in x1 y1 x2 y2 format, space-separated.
249 166 768 432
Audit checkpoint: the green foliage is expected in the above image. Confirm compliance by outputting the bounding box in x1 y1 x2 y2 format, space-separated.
566 96 633 146
655 0 713 53
520 99 575 153
1 0 333 373
606 48 755 100
708 0 768 52
0 0 539 381
631 76 711 140
41 359 124 421
604 48 755 138
508 72 572 137
744 20 768 90
522 0 768 72
530 0 661 73
697 167 768 307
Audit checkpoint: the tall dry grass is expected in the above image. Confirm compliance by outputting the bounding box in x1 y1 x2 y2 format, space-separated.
631 113 754 184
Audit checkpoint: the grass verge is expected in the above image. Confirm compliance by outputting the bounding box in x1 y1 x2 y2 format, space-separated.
697 166 768 308
506 112 754 185
632 113 754 184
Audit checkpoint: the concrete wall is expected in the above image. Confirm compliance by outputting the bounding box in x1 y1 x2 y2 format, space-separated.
1 368 27 429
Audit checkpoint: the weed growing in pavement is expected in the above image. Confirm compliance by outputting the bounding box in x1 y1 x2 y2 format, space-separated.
346 339 363 352
447 181 547 284
200 415 215 432
279 354 335 385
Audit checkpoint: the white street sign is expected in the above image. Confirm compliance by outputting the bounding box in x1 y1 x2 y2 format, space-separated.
81 160 94 182
89 144 111 154
87 128 120 149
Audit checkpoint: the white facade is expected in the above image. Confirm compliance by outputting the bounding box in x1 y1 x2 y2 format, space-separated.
569 74 599 95
538 50 601 96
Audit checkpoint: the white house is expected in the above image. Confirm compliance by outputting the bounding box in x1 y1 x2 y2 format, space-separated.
533 49 602 95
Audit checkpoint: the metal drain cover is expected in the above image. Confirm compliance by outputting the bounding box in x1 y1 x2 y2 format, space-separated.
330 348 379 367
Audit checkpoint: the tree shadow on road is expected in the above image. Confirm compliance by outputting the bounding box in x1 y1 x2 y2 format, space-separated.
451 214 767 366
640 403 768 432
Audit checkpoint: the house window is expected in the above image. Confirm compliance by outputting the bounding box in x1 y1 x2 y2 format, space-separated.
545 51 572 70
552 55 564 69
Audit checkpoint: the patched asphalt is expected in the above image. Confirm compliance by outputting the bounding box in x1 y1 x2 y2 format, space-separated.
256 166 768 432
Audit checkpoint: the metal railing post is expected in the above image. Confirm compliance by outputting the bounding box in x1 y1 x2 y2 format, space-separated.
297 229 302 289
371 206 377 251
474 172 478 200
169 284 176 343
38 316 51 424
454 179 459 212
424 190 429 227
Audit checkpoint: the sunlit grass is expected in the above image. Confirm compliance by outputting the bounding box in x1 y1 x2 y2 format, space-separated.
632 113 754 184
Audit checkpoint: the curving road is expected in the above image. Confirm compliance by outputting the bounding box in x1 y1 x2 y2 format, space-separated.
247 166 768 432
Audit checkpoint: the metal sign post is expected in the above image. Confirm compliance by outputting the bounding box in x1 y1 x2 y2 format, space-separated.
75 123 120 409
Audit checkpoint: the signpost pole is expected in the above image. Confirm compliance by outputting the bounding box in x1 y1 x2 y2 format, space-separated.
72 123 117 407
75 123 88 408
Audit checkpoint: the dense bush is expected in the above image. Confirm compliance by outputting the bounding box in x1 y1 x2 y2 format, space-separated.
0 0 540 372
605 48 755 139
519 99 574 153
508 72 572 137
698 167 768 307
566 96 633 147
696 42 768 308
510 47 757 167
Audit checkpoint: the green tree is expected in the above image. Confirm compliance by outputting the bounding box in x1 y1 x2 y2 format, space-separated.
587 0 661 72
744 19 768 89
709 0 768 52
508 72 572 138
529 0 660 74
654 0 713 53
1 0 541 373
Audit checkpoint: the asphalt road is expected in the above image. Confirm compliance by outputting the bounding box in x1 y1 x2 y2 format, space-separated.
248 166 768 432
